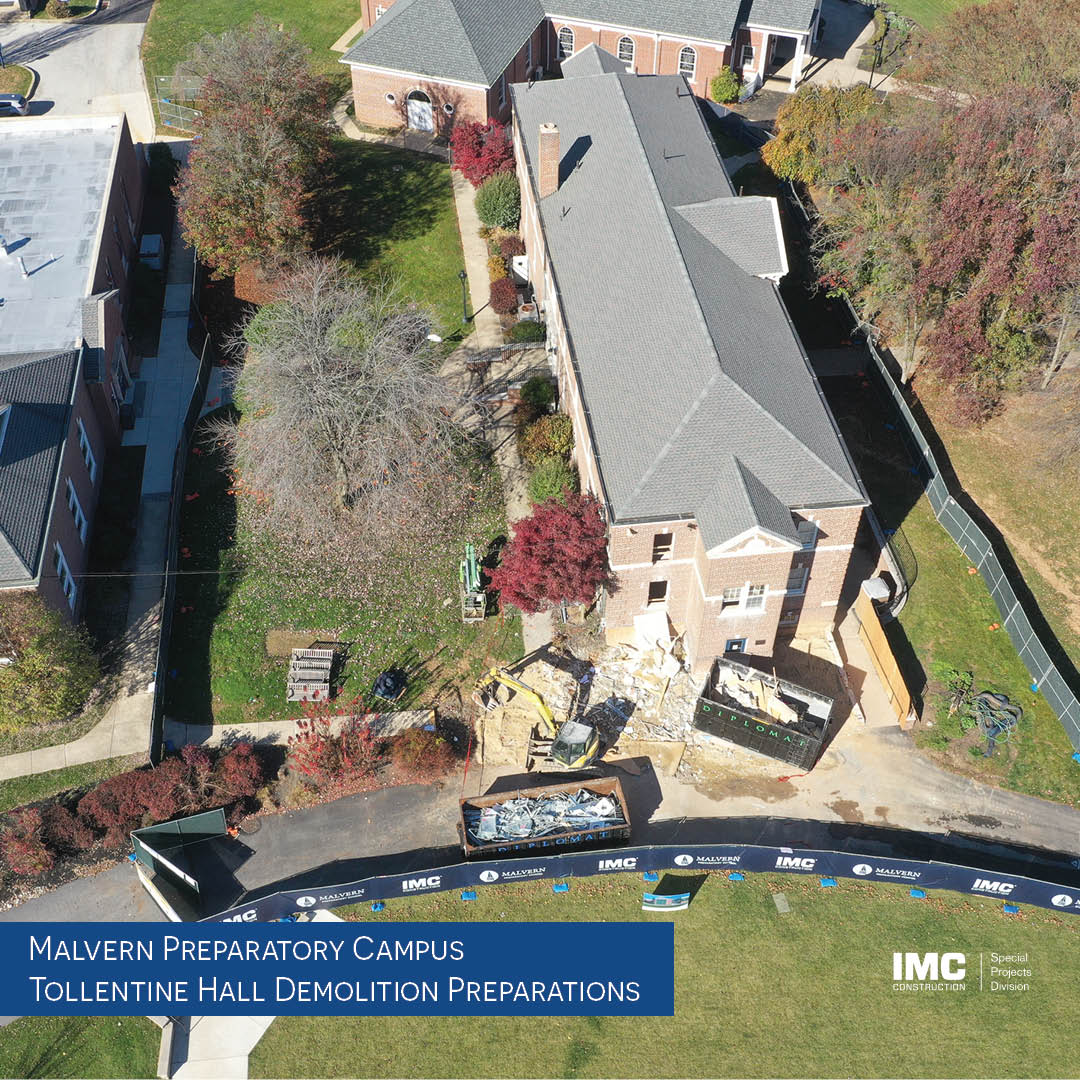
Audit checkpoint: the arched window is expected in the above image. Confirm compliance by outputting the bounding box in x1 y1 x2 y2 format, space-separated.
617 36 635 65
558 26 575 60
678 45 696 79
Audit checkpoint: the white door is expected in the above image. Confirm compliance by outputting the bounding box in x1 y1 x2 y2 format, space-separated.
406 91 433 132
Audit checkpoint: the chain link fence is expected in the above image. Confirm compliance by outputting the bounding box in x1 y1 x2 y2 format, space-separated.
154 75 203 133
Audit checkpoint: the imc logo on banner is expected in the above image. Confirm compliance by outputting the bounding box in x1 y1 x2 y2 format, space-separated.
775 856 816 870
402 875 441 893
598 857 637 872
972 878 1015 895
893 952 966 984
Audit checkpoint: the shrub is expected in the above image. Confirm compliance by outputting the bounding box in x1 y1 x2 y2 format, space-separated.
211 742 266 800
490 277 518 314
487 254 508 282
449 119 514 187
41 803 95 855
499 235 526 258
710 66 741 103
509 319 546 343
520 413 574 465
1 809 53 877
0 594 99 733
527 455 579 504
388 729 455 783
521 375 556 415
44 0 75 17
475 172 520 229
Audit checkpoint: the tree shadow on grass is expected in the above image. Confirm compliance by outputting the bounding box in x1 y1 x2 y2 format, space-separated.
313 139 449 270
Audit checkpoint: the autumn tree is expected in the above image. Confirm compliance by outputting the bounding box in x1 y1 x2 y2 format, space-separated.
207 256 461 543
449 119 514 187
174 18 332 276
489 492 612 614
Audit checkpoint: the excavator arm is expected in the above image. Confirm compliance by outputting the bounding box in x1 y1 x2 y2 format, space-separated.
472 668 559 737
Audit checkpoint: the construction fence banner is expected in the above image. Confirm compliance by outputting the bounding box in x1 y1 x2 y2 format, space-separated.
204 843 1080 923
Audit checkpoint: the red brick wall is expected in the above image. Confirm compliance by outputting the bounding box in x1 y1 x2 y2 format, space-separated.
350 67 490 131
360 0 400 31
39 377 106 620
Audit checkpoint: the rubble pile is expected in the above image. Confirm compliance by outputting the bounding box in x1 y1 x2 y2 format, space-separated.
464 790 626 845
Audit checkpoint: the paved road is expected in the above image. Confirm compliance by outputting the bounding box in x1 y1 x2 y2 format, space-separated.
0 0 154 142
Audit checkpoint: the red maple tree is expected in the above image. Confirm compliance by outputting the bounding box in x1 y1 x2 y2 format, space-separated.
450 119 514 187
489 492 613 614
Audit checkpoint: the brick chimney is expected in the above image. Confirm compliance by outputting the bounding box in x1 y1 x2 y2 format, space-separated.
538 122 559 199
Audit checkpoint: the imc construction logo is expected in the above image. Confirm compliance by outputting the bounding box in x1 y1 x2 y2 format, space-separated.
775 856 816 870
401 875 441 893
598 857 637 871
893 952 967 991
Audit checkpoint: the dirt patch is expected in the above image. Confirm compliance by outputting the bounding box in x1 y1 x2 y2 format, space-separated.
827 798 865 823
693 774 799 803
265 630 340 658
874 805 891 821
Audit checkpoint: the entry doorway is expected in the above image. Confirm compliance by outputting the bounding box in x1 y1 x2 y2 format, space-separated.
406 90 434 132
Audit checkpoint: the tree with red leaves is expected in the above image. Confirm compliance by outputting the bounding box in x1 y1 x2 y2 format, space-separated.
450 119 514 188
489 492 612 614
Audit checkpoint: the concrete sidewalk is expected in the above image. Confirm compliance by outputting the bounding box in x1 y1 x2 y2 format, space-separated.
170 1015 275 1080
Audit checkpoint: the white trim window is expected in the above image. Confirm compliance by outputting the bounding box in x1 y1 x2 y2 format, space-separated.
617 36 635 66
740 44 755 69
678 45 696 79
54 543 77 611
797 518 818 549
558 26 575 59
786 566 809 595
720 586 741 611
647 580 668 607
375 4 386 17
66 479 88 543
76 418 97 483
745 583 766 610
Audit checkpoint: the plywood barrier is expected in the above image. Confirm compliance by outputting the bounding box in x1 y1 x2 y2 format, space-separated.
854 588 913 728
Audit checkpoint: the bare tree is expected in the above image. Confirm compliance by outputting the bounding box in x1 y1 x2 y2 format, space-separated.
207 257 463 544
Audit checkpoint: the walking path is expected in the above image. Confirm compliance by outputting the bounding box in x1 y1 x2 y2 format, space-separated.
169 1015 275 1080
0 155 204 783
332 95 449 160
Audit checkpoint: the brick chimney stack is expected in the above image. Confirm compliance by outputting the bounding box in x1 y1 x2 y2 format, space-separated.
538 122 559 198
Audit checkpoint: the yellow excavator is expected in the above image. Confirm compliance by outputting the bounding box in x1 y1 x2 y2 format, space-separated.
472 667 601 771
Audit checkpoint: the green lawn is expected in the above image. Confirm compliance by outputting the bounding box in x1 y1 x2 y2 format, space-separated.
142 0 356 81
0 754 142 814
321 139 468 340
825 378 1080 807
884 0 971 28
252 870 1080 1079
165 410 522 725
0 1016 159 1079
0 66 33 96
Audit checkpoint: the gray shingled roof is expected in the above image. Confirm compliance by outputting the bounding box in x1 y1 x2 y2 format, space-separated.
696 458 803 549
550 0 743 44
0 350 80 585
341 0 545 85
560 41 628 76
740 0 820 33
511 68 864 547
674 196 787 279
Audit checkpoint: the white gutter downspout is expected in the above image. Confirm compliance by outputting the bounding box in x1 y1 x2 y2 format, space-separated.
653 32 659 73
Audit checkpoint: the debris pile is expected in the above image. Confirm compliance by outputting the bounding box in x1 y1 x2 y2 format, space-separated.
464 789 626 845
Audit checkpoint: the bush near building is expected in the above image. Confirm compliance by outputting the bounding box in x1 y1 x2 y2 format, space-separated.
526 456 579 504
710 66 741 103
449 119 514 187
490 276 518 313
475 172 520 229
509 319 546 343
520 413 573 466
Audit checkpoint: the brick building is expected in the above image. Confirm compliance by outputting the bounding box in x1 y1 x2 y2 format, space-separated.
510 55 867 671
0 115 146 618
342 0 822 132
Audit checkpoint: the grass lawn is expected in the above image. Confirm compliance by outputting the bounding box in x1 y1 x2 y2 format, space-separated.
0 754 142 814
0 66 32 96
0 1016 159 1079
321 139 467 341
824 376 1080 807
141 0 355 82
884 0 972 28
251 870 1080 1079
165 410 522 725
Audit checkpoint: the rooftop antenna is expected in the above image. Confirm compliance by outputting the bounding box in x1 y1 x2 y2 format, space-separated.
17 256 28 279
561 205 570 219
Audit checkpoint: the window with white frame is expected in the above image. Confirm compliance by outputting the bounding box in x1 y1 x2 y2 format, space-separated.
647 580 668 606
796 518 818 549
740 44 755 69
721 586 741 611
617 36 635 65
651 531 673 562
786 566 809 594
54 543 77 611
66 479 88 543
678 46 696 79
779 609 800 626
558 26 574 59
375 4 386 16
76 418 97 483
745 584 766 610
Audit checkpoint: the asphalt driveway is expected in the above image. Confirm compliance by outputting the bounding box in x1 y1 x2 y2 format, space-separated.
0 0 154 142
